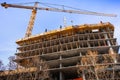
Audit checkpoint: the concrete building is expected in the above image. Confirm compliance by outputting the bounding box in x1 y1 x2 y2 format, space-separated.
0 22 120 80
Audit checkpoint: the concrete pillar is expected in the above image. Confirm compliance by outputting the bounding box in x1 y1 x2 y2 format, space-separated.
79 52 82 56
104 33 114 54
40 66 42 70
104 33 117 63
59 55 64 80
104 32 113 52
82 70 86 80
60 55 62 68
59 71 63 80
87 35 90 47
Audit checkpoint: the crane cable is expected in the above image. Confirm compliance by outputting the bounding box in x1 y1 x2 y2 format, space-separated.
1 2 102 14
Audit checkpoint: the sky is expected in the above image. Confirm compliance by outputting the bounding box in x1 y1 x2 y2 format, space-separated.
0 0 120 65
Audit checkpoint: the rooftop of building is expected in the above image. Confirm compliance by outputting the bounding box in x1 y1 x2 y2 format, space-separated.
16 22 114 44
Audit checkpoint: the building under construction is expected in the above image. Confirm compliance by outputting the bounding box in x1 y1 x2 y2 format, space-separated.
0 2 120 80
0 22 120 80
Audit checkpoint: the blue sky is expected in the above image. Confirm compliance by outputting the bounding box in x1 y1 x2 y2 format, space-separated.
0 0 120 65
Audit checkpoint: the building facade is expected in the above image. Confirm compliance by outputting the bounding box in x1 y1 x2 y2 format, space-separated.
0 22 120 80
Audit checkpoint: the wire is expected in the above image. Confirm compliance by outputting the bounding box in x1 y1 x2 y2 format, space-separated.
8 2 36 5
38 2 96 13
38 2 64 7
39 3 59 9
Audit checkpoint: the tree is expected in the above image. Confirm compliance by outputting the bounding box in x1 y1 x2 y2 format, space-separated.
77 50 120 80
0 59 5 71
31 56 50 80
7 56 17 70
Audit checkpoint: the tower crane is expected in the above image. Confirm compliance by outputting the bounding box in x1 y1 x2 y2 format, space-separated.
1 2 117 38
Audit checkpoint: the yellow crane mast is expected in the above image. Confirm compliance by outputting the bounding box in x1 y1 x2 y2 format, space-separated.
1 2 117 38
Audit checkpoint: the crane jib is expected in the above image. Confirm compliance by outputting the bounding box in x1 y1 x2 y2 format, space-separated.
1 2 117 17
1 2 117 38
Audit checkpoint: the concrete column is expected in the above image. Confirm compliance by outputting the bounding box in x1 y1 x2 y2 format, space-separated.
87 35 90 47
104 33 114 52
59 71 63 80
104 33 117 63
60 55 62 67
79 52 82 56
59 55 64 80
82 70 86 80
81 53 86 80
40 66 42 70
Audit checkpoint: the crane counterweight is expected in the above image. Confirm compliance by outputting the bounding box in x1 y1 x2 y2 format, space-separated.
1 2 8 8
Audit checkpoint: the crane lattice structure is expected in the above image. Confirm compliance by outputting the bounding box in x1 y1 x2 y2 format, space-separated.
1 2 117 38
